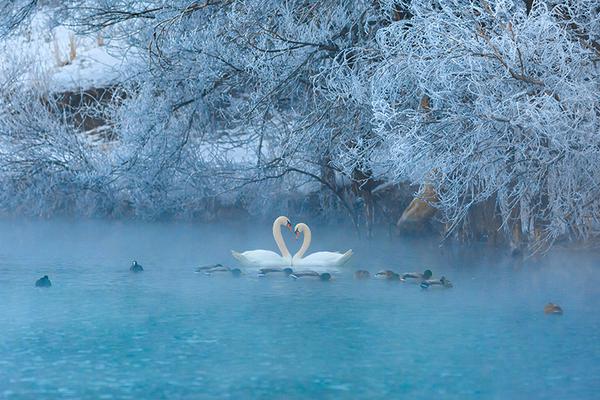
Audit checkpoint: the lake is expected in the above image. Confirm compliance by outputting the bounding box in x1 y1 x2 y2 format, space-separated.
0 219 599 399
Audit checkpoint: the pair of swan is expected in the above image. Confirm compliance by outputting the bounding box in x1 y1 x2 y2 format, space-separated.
231 216 352 269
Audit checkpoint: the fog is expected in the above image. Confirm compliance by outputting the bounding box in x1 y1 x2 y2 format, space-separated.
1 219 599 398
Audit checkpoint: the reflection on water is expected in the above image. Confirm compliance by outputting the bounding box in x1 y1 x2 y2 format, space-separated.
0 219 599 399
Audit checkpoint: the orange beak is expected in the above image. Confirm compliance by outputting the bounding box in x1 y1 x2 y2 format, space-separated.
295 230 300 239
286 221 292 231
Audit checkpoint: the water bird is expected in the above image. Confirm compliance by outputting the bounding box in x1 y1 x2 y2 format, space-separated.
231 216 293 268
292 223 352 269
374 270 400 280
420 276 453 289
290 271 332 281
544 303 563 315
401 269 432 282
35 275 52 287
258 267 294 276
196 263 227 272
354 270 370 279
197 264 242 276
130 260 144 272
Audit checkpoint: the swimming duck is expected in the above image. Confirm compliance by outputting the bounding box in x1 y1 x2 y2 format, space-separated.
375 270 400 280
35 275 52 287
420 276 453 289
354 270 370 279
197 264 241 276
130 261 144 273
401 269 432 282
290 271 331 281
544 303 563 315
196 263 225 272
258 267 294 277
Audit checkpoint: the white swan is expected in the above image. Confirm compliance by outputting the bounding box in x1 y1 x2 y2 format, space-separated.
231 216 293 268
292 223 352 269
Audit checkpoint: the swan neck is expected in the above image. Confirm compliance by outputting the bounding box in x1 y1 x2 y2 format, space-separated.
273 217 291 258
295 224 311 259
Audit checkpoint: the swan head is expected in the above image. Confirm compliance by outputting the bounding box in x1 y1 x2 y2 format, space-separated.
294 223 309 239
275 216 293 231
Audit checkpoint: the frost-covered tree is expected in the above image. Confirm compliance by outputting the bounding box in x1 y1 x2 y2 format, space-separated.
360 0 600 248
55 0 389 228
1 0 599 248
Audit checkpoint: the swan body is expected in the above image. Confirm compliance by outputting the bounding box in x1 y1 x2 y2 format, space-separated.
232 249 291 269
292 223 352 270
231 216 292 269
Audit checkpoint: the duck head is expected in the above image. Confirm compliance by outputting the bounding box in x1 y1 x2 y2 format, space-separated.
320 273 332 281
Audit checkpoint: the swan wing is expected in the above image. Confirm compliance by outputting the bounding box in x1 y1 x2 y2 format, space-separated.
293 250 352 269
231 249 291 268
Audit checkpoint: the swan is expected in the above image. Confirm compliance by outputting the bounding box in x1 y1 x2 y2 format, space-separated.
231 216 293 268
292 223 352 269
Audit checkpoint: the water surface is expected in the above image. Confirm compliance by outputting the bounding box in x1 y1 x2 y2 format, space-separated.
0 219 599 399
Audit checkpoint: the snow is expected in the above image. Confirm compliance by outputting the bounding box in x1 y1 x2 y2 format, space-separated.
0 12 133 92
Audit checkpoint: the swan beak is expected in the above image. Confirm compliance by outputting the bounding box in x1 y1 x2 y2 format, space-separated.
286 221 292 231
295 230 300 239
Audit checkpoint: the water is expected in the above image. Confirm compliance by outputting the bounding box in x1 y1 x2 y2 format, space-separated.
0 219 599 399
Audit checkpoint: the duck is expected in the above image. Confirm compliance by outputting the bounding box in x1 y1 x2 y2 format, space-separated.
354 270 370 279
130 261 144 273
375 270 400 280
258 267 294 277
196 263 227 273
401 269 432 282
420 276 453 289
544 303 563 315
290 271 332 281
35 275 52 287
197 264 241 276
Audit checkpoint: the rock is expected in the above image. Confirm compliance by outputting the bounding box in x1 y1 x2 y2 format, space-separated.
35 275 52 287
396 184 438 235
130 261 144 273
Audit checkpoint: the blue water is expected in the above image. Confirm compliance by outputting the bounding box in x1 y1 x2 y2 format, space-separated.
0 219 599 399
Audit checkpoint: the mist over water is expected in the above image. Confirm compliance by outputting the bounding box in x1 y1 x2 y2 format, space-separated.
0 219 599 399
